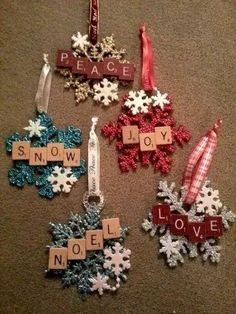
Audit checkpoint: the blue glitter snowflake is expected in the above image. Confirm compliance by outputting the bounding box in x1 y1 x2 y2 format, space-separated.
46 205 131 297
5 112 86 198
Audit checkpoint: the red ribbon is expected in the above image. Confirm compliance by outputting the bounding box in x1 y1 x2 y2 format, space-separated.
140 24 155 92
89 0 99 45
182 119 222 205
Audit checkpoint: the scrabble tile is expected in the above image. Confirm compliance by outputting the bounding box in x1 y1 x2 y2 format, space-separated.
63 148 80 167
56 50 73 68
118 64 135 81
47 143 64 161
170 214 188 236
152 204 171 225
72 57 88 75
155 126 172 145
102 218 121 239
205 216 223 237
139 132 156 151
103 58 119 76
48 247 68 269
12 141 30 160
29 147 47 165
86 230 103 251
68 238 86 260
122 126 139 144
187 222 206 243
86 61 103 79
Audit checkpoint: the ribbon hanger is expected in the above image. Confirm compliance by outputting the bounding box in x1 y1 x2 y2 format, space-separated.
182 119 222 204
35 53 52 114
89 0 99 45
83 117 105 211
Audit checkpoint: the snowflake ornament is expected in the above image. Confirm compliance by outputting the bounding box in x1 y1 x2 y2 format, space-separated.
56 31 133 106
93 78 118 106
142 180 235 267
101 92 191 173
23 119 46 137
46 206 131 298
47 166 78 193
5 112 86 198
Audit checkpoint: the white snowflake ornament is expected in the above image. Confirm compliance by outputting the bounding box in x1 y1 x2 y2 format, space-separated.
151 89 170 110
23 119 46 138
93 78 118 106
196 183 222 215
47 166 78 193
159 233 180 259
124 90 152 115
71 32 89 50
90 273 110 295
103 242 131 276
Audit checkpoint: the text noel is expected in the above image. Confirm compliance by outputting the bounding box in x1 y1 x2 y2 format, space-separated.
48 218 121 270
56 50 135 81
153 204 223 243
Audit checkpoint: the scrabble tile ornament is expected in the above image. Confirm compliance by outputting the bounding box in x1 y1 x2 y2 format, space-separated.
46 118 131 297
101 25 191 173
5 55 86 199
142 121 235 267
56 0 135 107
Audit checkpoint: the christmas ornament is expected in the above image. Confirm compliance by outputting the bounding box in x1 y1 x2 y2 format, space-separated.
142 120 235 267
56 0 135 106
101 25 191 173
5 54 86 199
46 117 131 297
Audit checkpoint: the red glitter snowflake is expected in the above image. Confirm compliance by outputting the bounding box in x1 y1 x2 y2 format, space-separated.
101 92 191 173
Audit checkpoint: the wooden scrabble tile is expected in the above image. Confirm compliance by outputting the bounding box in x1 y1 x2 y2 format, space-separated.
170 214 188 236
56 49 73 68
152 204 171 225
47 143 64 161
72 57 88 75
139 132 156 151
122 126 139 144
86 230 103 251
29 147 47 165
187 222 206 243
12 141 30 160
155 126 172 145
118 63 135 81
205 216 223 237
103 58 119 76
102 218 121 239
86 61 103 79
63 148 80 167
48 247 68 269
68 238 86 260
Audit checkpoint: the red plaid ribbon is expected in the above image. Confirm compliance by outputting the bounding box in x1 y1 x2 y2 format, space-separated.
182 119 222 204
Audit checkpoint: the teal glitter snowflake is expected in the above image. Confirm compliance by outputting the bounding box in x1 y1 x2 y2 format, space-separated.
5 112 86 198
46 205 131 297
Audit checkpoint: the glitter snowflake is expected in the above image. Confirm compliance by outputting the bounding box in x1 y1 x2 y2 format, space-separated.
142 180 235 267
101 93 191 173
93 78 118 106
5 112 86 198
47 166 78 193
124 90 152 115
46 206 131 298
56 32 131 105
196 184 222 215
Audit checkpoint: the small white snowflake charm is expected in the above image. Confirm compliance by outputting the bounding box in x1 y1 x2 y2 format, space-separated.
151 89 170 110
93 78 119 106
47 166 78 193
23 119 46 138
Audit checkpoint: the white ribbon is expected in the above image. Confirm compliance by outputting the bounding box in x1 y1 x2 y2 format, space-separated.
88 117 100 195
35 53 52 113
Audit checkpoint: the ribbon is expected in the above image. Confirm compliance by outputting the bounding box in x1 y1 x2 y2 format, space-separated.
88 117 100 195
89 0 99 45
182 119 222 204
140 24 155 92
35 54 52 114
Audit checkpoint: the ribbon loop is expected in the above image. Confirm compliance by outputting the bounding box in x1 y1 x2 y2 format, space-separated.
182 120 222 205
140 24 155 92
35 53 52 114
89 0 99 45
